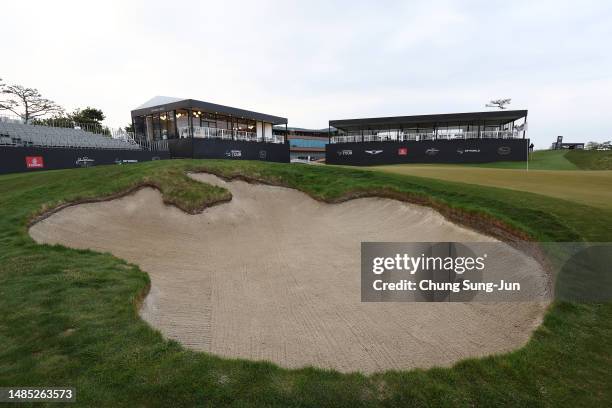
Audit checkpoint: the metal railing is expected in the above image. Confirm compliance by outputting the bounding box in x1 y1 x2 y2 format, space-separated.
0 113 161 151
395 133 436 141
0 113 125 137
330 130 521 143
0 113 139 141
480 130 519 139
178 125 284 144
137 138 169 152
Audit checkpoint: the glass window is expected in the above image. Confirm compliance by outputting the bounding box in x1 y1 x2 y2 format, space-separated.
144 115 154 142
216 116 229 130
289 138 327 148
236 119 254 133
152 113 161 141
175 109 189 138
202 112 216 128
159 112 169 140
133 116 145 139
246 119 256 133
166 111 176 139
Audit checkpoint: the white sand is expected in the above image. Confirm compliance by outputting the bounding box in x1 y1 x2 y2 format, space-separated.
29 173 549 373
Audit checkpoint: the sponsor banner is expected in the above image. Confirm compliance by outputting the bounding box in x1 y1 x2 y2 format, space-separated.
75 157 96 167
115 159 139 165
362 242 612 302
456 148 481 155
497 146 512 155
170 138 290 163
1 147 169 175
225 149 242 158
25 156 44 168
326 139 528 165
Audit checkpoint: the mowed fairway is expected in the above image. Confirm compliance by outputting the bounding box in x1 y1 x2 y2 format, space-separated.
372 165 612 210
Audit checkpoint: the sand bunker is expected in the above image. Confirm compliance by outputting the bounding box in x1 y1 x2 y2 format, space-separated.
30 173 548 373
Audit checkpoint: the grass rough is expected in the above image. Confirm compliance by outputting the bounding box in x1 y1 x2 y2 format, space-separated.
565 149 612 170
0 159 611 407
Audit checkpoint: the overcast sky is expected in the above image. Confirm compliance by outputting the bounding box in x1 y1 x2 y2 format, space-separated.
2 0 611 147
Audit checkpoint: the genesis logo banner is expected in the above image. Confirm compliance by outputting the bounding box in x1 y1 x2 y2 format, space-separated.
425 148 439 156
497 146 512 155
365 150 383 155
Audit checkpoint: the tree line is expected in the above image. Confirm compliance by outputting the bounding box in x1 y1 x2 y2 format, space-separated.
585 141 611 150
0 77 111 135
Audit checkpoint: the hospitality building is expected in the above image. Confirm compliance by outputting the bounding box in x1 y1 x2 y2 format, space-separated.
131 96 289 162
327 110 529 165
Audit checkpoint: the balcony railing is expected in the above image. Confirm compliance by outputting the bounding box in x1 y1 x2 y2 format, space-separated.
138 139 169 152
178 126 283 144
330 130 521 144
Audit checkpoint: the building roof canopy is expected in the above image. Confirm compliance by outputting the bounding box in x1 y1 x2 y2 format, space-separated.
132 96 287 125
329 110 527 131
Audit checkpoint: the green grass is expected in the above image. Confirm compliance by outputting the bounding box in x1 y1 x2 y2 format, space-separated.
395 149 612 171
471 149 579 170
461 149 612 171
368 150 577 171
1 160 611 407
565 149 612 170
370 164 612 210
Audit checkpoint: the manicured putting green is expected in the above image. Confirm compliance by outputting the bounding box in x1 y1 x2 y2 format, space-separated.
372 153 612 210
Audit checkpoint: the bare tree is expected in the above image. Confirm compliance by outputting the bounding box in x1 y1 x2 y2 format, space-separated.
485 98 512 110
0 81 64 123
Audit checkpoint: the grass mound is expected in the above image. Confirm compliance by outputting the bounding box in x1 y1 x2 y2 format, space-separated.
469 149 578 170
565 149 612 170
468 149 612 171
370 161 612 210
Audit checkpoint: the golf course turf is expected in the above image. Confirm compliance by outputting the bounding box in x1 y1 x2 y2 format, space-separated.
371 150 612 210
564 149 612 170
424 149 611 171
1 159 611 407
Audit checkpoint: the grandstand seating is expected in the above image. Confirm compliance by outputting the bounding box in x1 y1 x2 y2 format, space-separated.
0 121 141 150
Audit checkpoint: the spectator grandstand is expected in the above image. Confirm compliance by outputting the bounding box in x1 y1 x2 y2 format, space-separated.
0 120 141 150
